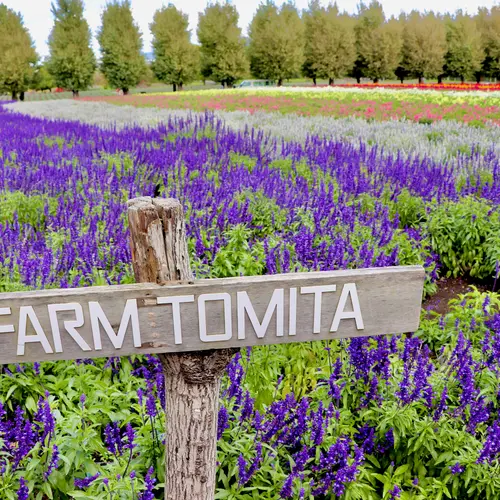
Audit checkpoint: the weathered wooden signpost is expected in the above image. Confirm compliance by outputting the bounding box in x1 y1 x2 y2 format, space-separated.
0 197 425 500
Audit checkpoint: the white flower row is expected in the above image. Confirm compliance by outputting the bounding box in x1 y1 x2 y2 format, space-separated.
232 85 500 99
5 100 500 167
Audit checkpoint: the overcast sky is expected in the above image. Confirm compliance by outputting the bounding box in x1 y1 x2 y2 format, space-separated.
4 0 498 57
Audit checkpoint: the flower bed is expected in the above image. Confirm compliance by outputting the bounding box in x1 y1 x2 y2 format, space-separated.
0 103 499 498
81 87 500 126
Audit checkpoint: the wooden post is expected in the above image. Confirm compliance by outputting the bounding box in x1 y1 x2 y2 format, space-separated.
127 197 236 500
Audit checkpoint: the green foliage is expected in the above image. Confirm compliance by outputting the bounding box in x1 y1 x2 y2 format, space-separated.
354 1 402 83
402 11 447 81
31 60 55 91
248 2 304 86
197 3 248 87
234 189 288 238
476 6 500 79
0 5 38 99
210 225 266 278
150 5 199 90
444 11 484 82
97 0 146 94
427 197 500 279
388 189 429 229
0 191 57 226
302 1 356 84
47 0 96 95
0 358 163 499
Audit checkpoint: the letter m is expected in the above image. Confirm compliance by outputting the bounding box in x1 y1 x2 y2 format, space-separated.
89 299 141 350
237 289 284 339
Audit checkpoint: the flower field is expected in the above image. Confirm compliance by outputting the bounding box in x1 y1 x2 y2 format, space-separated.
326 83 500 92
0 92 499 499
82 87 500 126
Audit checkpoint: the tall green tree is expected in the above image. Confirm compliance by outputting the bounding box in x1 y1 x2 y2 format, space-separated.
402 11 447 83
150 5 199 91
444 11 484 83
303 1 355 85
248 1 304 86
393 13 411 84
476 6 500 80
197 2 248 88
355 0 401 83
353 1 401 83
97 0 146 95
47 0 95 97
0 5 38 100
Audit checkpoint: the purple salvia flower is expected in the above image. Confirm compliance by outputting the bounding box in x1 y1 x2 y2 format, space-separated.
44 444 59 480
125 423 136 450
74 472 100 489
388 485 401 499
138 467 156 500
450 463 464 474
17 478 29 500
478 420 500 464
217 405 229 440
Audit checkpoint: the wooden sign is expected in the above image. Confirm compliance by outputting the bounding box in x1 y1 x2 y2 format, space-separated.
0 266 424 365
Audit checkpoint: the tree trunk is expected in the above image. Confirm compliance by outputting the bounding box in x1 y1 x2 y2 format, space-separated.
72 90 79 98
476 74 481 84
11 91 17 100
313 76 317 86
460 76 465 84
126 197 236 500
161 349 236 500
329 77 334 86
122 88 129 95
400 77 404 84
373 78 379 84
356 77 361 84
438 75 443 84
278 78 283 87
173 83 177 92
179 83 183 91
20 92 25 101
418 76 423 84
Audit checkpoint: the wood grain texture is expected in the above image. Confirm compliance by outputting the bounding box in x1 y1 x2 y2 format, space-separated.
127 197 235 500
0 266 425 363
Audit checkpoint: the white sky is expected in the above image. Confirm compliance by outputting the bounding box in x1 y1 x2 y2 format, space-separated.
4 0 499 57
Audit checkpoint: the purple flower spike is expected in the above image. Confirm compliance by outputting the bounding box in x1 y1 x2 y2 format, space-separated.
17 478 29 500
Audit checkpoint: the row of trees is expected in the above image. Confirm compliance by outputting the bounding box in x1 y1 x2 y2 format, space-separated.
0 0 146 99
1 0 500 99
152 1 499 88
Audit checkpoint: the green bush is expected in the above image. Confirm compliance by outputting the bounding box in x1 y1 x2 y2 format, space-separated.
426 197 500 279
0 191 57 227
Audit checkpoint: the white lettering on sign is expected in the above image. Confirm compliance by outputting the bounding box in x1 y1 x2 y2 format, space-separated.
0 266 425 362
0 308 14 334
300 285 337 334
89 299 141 350
237 288 284 339
289 288 297 336
157 295 195 345
1 281 371 358
18 306 53 355
198 293 232 342
331 283 364 331
48 303 91 352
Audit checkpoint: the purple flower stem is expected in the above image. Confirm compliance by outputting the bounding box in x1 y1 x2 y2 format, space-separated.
123 447 133 479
